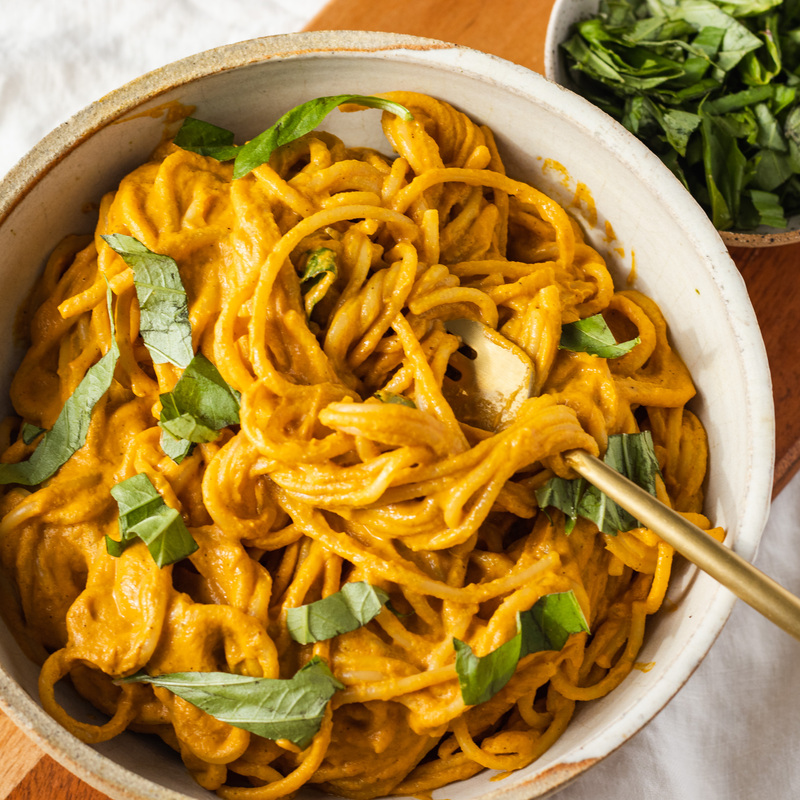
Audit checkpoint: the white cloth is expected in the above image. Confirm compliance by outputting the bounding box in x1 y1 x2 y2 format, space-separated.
3 3 799 799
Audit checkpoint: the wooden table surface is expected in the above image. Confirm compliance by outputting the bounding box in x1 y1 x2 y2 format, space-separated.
4 0 800 797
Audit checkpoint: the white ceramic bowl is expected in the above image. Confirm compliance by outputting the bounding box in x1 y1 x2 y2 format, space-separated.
543 0 800 248
0 30 774 800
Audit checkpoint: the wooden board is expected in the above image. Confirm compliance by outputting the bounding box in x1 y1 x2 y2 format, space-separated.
5 0 800 797
728 242 800 495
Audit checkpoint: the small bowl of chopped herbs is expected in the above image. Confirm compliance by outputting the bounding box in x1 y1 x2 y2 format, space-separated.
545 0 800 246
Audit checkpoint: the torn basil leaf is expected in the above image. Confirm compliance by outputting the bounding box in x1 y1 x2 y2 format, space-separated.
300 247 338 315
107 473 198 567
454 590 589 706
0 290 119 486
559 314 640 358
287 582 390 644
20 423 46 446
301 248 337 283
535 431 661 536
118 656 343 748
159 430 194 465
102 234 194 369
158 353 240 459
521 589 590 652
172 117 240 161
174 95 413 180
534 476 583 535
374 391 416 408
453 634 521 708
235 95 413 180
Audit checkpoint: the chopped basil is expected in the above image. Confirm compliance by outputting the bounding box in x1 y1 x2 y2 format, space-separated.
454 591 589 706
20 423 46 446
172 117 239 161
560 0 800 231
107 473 198 567
0 290 119 486
535 431 661 536
523 589 590 650
287 582 390 644
301 248 337 283
559 314 640 357
300 247 338 315
158 353 240 461
159 431 193 465
535 476 584 535
118 656 343 748
174 95 413 179
453 636 520 708
102 234 194 368
374 391 416 408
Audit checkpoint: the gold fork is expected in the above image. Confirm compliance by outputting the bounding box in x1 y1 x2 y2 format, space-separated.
443 318 800 641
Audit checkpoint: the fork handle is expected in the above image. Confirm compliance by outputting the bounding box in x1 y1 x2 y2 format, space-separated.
564 449 800 641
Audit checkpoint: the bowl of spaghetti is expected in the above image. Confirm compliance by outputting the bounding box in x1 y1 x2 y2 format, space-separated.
0 30 774 800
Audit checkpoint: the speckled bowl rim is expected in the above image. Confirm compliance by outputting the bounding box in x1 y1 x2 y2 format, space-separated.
720 228 800 247
0 29 775 800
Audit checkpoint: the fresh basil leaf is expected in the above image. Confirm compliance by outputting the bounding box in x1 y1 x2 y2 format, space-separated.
107 473 198 567
454 590 589 706
788 125 800 163
175 96 412 180
533 476 582 534
102 234 194 369
660 107 703 157
577 431 660 535
453 634 522 707
748 188 787 227
0 290 119 486
754 101 787 151
118 656 343 748
535 431 661 536
520 590 590 652
701 114 746 229
568 20 685 91
300 247 338 315
559 314 640 357
774 85 797 117
232 95 413 179
301 248 337 283
575 482 637 536
374 391 417 408
160 400 218 443
665 0 763 72
158 353 240 457
173 117 240 161
287 582 390 644
20 423 46 445
755 148 794 191
717 108 760 146
702 85 773 115
740 12 782 86
160 430 194 465
716 0 782 15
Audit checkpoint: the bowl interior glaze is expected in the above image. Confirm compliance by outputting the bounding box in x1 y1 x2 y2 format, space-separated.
0 30 774 800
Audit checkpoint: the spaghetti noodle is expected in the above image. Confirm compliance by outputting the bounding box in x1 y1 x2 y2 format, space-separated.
0 92 721 799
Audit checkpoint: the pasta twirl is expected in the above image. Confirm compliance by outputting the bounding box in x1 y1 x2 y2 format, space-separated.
0 92 721 800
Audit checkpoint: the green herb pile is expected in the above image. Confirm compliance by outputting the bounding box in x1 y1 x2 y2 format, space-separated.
561 0 800 231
